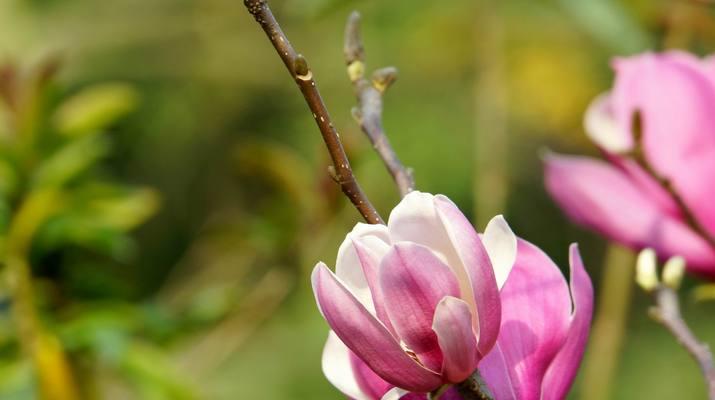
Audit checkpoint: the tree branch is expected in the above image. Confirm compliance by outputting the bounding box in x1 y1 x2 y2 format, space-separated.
650 284 715 399
243 0 383 224
344 11 415 198
630 112 715 249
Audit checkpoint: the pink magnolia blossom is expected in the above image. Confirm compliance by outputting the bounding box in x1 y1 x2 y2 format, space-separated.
478 241 593 400
544 51 715 277
312 191 593 399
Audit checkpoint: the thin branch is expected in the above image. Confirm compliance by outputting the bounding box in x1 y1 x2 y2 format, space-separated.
344 11 415 198
650 284 715 399
243 0 383 224
630 112 715 249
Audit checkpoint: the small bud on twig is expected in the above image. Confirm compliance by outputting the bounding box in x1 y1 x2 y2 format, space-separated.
662 256 686 290
636 248 658 292
372 67 398 93
293 54 312 81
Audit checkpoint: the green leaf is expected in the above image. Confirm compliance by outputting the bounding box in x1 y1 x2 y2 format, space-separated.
31 136 110 189
53 83 139 137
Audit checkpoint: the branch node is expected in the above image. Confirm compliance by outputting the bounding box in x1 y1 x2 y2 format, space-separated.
350 107 363 124
372 66 398 93
347 61 365 82
293 54 312 81
327 165 339 183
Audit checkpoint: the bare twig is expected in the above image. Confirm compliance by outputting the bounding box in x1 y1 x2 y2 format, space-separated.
243 0 383 224
344 12 415 198
630 112 715 249
650 284 715 399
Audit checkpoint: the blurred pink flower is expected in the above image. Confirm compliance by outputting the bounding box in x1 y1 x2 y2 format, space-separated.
544 51 715 278
313 192 593 399
478 242 593 400
313 191 517 395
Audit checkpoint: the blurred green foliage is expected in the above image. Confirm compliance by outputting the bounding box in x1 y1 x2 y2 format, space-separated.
0 0 714 399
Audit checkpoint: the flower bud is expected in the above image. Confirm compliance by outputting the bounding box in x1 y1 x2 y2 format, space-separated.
662 256 686 290
636 248 658 292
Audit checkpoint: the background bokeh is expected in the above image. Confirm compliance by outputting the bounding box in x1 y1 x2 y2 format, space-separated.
1 0 715 399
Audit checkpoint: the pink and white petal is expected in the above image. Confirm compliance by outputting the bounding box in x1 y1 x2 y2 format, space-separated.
432 296 479 383
611 52 715 237
387 192 473 304
544 153 715 277
312 263 442 392
379 243 461 372
382 387 463 400
541 245 594 400
584 92 633 153
322 331 371 400
478 240 572 400
433 195 501 357
381 388 410 400
351 352 393 399
353 238 396 334
336 223 391 312
482 215 518 290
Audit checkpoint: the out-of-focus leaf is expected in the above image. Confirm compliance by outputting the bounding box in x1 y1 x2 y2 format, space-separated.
558 0 651 54
58 304 139 362
36 185 158 259
0 158 18 197
6 189 63 255
86 187 160 231
53 83 139 137
120 342 198 400
31 136 110 189
693 284 715 302
0 358 33 399
37 215 136 261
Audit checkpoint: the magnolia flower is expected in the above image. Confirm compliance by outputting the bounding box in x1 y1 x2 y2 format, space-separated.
544 51 715 277
312 191 593 399
478 241 593 400
312 191 516 396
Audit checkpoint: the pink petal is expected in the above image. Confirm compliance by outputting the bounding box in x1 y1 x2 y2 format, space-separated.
610 52 715 238
312 263 442 392
352 238 396 335
336 223 392 313
544 152 715 277
432 296 479 383
387 192 475 312
541 244 595 400
383 387 463 400
478 240 572 400
351 352 393 399
322 331 370 400
379 242 460 373
433 195 502 357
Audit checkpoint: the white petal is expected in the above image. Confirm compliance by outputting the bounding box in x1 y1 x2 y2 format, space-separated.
483 215 517 289
381 387 409 400
336 223 391 312
387 191 472 301
584 92 633 154
322 331 371 400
